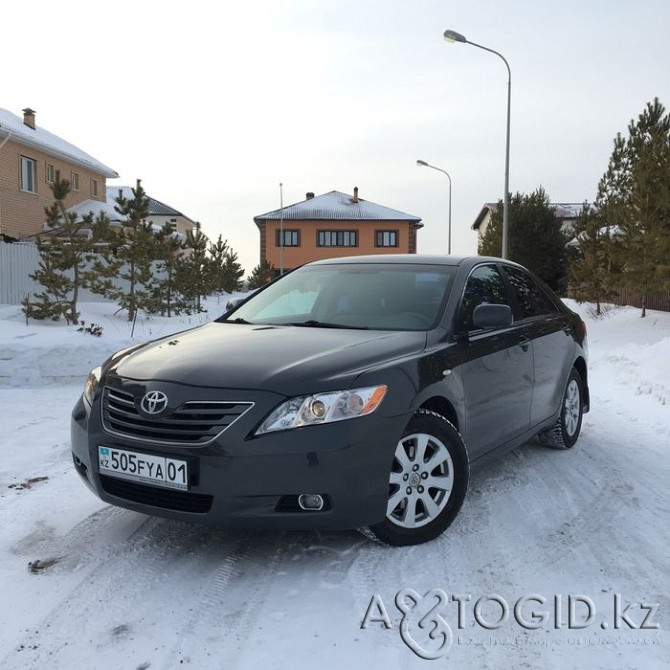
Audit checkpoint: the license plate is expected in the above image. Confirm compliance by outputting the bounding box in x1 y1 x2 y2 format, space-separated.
98 446 188 491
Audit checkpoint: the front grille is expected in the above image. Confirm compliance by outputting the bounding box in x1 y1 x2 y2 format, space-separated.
100 475 213 513
102 387 252 445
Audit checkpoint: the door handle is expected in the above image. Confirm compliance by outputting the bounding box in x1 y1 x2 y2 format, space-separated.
519 336 531 351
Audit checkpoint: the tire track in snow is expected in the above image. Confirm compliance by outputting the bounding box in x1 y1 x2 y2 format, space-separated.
0 518 258 670
168 529 371 668
524 445 629 569
167 529 291 667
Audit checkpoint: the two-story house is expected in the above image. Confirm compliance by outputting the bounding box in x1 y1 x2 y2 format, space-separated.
0 107 118 240
254 188 423 272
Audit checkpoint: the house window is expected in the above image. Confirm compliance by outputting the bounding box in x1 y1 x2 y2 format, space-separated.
167 218 177 232
276 229 300 246
317 230 358 247
20 156 37 193
71 171 79 191
375 230 399 247
91 179 98 196
45 163 54 184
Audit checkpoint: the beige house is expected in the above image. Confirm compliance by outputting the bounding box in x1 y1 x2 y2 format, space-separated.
0 107 118 240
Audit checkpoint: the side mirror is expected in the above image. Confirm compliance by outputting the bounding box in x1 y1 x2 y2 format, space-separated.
472 304 513 329
225 297 245 312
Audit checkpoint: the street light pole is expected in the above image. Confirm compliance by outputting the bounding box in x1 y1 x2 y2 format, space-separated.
279 182 284 275
416 160 452 255
444 29 511 259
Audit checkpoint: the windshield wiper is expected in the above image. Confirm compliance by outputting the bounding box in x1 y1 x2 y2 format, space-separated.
288 320 369 330
227 317 251 324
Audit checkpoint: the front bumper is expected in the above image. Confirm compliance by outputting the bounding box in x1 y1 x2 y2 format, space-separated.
71 390 410 531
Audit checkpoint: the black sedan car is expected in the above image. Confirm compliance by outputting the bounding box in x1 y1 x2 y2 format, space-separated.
71 255 589 546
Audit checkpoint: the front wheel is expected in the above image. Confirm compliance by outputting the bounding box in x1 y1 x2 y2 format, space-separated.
363 410 469 546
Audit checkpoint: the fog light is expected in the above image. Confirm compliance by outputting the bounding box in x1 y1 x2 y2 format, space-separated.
298 494 324 511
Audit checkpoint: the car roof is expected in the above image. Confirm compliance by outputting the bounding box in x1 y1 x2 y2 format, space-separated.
307 254 517 270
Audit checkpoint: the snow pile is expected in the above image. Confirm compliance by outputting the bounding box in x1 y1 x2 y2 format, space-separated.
0 294 245 386
568 301 670 407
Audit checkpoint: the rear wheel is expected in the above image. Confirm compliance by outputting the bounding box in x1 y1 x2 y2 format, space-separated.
540 367 584 449
363 410 469 546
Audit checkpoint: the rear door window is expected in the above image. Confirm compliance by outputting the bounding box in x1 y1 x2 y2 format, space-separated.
502 267 558 320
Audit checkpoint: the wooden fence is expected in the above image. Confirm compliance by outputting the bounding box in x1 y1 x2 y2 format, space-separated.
608 288 670 312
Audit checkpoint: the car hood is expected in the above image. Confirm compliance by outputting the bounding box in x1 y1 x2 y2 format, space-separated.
109 322 426 395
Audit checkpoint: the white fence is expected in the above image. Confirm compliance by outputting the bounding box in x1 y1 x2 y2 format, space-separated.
0 242 40 305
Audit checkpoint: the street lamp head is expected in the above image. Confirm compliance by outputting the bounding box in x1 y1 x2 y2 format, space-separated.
443 29 467 43
416 159 429 167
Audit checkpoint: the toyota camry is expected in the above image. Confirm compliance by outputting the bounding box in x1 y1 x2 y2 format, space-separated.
71 255 589 546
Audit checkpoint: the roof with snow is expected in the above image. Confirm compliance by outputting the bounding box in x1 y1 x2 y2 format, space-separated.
0 107 118 178
47 197 187 241
66 198 123 224
254 190 422 224
43 187 195 239
106 186 195 222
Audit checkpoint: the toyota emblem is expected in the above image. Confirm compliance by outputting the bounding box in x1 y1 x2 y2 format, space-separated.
141 390 169 415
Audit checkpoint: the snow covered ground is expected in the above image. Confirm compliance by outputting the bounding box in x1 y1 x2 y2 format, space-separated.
0 298 667 669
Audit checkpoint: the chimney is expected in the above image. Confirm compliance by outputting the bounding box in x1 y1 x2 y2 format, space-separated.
306 192 315 200
353 186 359 203
22 108 36 129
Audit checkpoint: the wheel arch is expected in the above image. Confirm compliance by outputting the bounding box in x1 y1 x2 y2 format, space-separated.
418 395 460 433
573 356 589 411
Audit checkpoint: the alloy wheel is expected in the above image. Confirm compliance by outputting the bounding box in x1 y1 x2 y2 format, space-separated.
387 432 454 528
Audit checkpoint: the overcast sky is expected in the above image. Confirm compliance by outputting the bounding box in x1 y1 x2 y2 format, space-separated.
3 0 669 274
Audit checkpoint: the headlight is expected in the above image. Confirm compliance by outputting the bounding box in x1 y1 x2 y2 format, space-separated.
83 366 102 406
256 385 387 435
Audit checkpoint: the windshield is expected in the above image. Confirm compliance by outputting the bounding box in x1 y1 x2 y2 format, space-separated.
221 263 456 331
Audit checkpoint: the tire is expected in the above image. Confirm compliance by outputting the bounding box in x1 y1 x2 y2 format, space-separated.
363 409 469 546
540 367 584 449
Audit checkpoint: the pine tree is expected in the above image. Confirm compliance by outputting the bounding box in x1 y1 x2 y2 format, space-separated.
22 172 112 324
208 236 244 294
101 180 159 322
150 224 186 317
596 98 670 316
21 254 74 322
247 260 277 289
174 223 211 312
222 250 244 293
479 188 569 292
569 203 613 315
